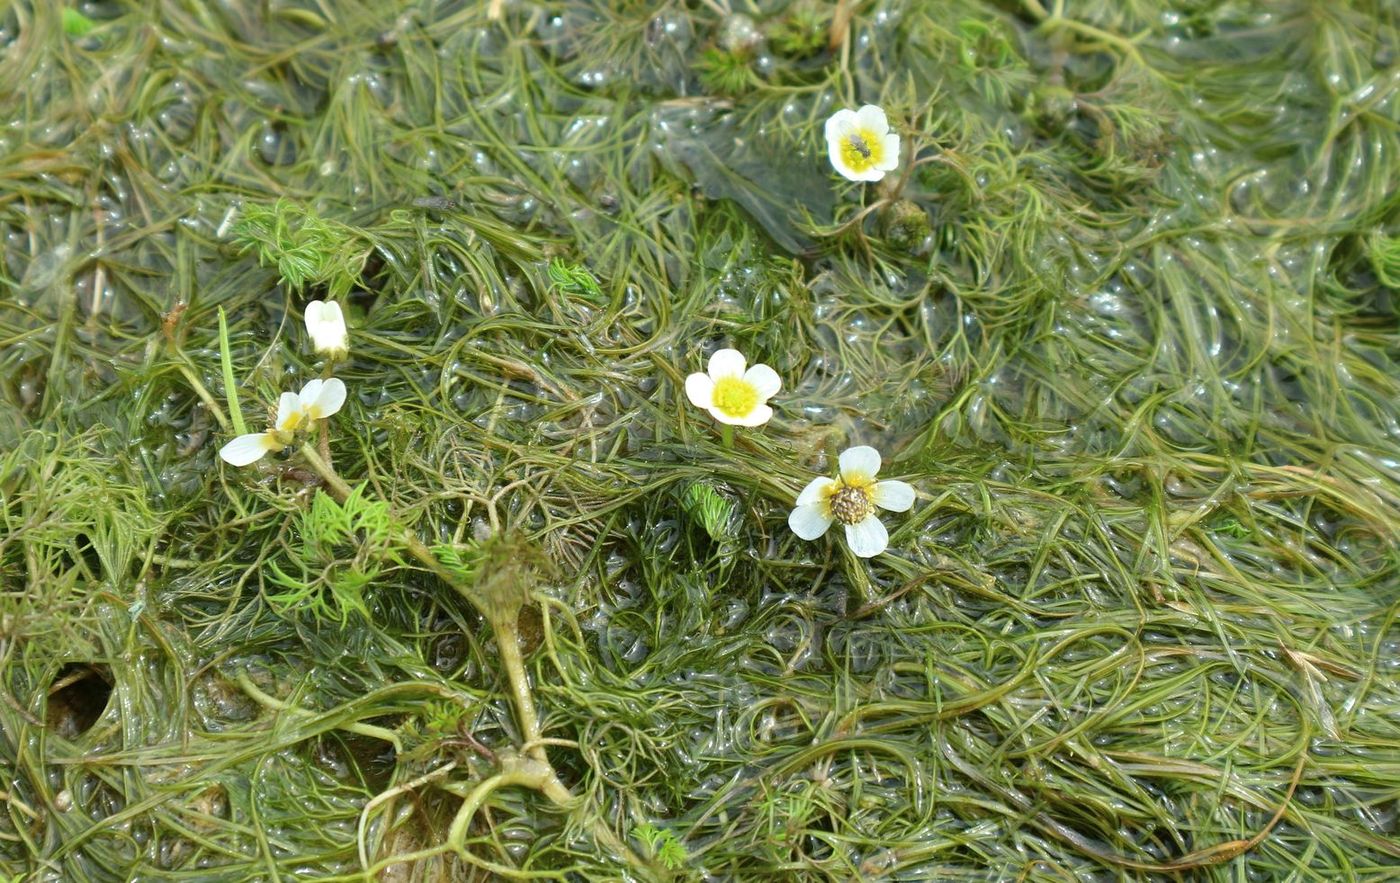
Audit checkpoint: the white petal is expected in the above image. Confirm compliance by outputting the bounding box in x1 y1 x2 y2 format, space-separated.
878 132 901 171
707 348 746 379
298 378 324 405
825 118 871 181
873 480 915 512
707 406 744 426
685 373 714 409
845 515 889 558
310 377 347 418
824 108 858 141
305 300 327 326
788 504 834 541
854 104 889 134
219 433 275 466
725 402 773 427
275 391 302 430
795 476 836 507
828 141 856 180
743 364 781 400
838 446 882 482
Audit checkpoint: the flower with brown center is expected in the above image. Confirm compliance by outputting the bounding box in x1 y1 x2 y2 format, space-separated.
788 446 915 558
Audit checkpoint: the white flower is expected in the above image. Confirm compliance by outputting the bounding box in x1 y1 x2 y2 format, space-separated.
787 446 915 558
218 378 347 466
304 300 348 358
684 348 781 427
294 378 347 421
824 105 900 182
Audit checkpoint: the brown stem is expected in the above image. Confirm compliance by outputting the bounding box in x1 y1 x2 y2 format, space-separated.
828 0 854 50
317 419 332 467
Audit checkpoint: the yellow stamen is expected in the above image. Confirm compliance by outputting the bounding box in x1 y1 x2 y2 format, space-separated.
839 128 884 173
711 376 759 419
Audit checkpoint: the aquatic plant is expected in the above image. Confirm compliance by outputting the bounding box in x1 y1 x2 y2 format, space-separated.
2 1 1399 880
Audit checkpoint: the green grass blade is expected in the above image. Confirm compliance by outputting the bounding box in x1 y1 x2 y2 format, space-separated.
219 307 247 436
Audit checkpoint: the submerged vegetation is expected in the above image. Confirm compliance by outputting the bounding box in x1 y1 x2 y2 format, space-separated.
1 0 1398 879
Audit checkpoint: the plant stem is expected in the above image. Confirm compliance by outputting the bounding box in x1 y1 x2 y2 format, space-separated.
490 613 546 762
294 442 662 880
236 672 402 751
721 423 734 449
177 360 230 431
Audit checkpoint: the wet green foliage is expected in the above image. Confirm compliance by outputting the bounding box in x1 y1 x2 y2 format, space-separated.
232 199 372 298
697 47 759 97
59 8 93 38
1 0 1399 880
680 480 740 548
768 2 830 60
634 821 689 870
546 257 606 304
267 484 399 623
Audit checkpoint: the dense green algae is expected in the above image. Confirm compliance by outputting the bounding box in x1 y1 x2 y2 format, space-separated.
2 0 1399 879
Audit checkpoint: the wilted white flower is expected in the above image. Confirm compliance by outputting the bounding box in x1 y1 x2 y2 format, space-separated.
788 446 915 558
219 378 347 466
685 348 781 427
824 105 900 182
304 300 348 359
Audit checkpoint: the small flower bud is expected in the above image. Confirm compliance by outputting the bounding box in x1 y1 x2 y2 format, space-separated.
304 300 349 359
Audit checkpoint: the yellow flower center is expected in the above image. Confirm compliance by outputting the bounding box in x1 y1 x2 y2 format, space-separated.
711 376 759 418
839 128 884 173
826 482 874 525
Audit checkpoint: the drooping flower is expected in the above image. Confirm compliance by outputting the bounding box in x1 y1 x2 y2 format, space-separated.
304 300 348 359
788 445 915 558
685 348 781 427
218 378 347 466
824 105 900 182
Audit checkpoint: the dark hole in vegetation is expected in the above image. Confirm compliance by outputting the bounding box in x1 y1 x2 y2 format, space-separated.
353 251 387 296
46 663 113 738
431 632 465 673
72 532 103 578
314 730 398 793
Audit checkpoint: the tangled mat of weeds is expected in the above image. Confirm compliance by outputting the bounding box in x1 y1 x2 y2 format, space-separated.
2 1 1399 880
